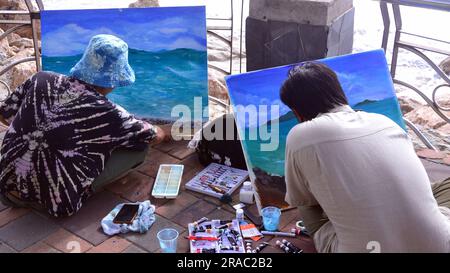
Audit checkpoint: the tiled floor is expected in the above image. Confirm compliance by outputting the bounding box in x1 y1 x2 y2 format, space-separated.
0 124 449 253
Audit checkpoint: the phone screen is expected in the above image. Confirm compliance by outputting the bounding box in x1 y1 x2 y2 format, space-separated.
113 204 140 224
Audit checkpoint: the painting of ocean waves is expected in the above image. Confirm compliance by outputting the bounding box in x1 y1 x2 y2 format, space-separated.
43 48 208 120
226 49 406 208
41 7 208 122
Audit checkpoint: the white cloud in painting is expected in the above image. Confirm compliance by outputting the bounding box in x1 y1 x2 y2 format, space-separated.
158 27 188 35
167 37 205 51
42 15 206 56
42 23 117 56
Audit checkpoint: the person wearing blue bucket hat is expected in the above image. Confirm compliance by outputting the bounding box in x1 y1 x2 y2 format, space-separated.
0 34 170 217
70 34 136 89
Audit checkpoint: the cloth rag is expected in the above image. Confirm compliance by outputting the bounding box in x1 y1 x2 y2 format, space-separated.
101 200 156 236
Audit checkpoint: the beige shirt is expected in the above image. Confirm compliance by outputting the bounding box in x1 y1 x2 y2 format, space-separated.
285 105 450 252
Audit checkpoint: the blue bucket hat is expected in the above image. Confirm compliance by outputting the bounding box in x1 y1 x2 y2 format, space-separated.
70 34 135 88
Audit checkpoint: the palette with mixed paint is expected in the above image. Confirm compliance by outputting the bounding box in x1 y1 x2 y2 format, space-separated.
188 218 245 253
185 163 248 198
151 164 184 199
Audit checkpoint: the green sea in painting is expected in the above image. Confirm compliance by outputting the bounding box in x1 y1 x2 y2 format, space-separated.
43 48 208 121
242 97 402 176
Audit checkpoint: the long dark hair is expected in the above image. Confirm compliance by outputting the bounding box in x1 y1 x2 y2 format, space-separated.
280 62 349 121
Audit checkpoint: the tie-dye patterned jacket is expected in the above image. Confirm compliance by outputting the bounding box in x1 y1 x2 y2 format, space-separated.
0 71 156 217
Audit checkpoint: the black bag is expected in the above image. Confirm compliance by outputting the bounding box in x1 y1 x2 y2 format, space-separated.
195 114 247 170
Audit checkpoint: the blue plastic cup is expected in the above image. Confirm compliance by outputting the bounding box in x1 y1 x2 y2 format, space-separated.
261 206 281 231
157 228 179 253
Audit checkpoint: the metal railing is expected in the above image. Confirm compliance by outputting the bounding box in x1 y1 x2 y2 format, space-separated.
380 0 450 150
0 0 43 101
207 0 245 76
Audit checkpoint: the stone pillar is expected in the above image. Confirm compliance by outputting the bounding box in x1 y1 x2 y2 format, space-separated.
246 0 355 71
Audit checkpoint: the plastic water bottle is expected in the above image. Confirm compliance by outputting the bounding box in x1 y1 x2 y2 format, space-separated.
239 181 254 204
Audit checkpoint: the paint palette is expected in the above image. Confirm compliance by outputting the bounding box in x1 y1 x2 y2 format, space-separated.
151 164 184 199
185 163 248 199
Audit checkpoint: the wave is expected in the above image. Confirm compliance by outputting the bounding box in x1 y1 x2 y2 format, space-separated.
42 48 208 121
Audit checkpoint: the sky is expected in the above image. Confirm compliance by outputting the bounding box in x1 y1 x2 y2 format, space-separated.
40 7 207 56
226 49 398 128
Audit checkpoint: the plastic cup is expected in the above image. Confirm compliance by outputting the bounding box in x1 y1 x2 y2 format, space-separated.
157 228 179 253
261 206 281 231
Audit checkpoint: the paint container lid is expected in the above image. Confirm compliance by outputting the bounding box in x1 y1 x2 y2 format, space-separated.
243 182 252 191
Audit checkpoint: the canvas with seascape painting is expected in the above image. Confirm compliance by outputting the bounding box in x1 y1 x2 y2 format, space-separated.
41 6 208 124
226 49 406 211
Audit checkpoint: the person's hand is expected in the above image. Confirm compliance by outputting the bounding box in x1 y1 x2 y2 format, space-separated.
153 124 173 144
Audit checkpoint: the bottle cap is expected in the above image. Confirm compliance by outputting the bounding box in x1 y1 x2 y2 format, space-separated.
243 181 252 190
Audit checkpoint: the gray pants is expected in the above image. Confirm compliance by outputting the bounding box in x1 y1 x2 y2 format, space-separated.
299 177 450 253
0 147 148 208
91 147 148 192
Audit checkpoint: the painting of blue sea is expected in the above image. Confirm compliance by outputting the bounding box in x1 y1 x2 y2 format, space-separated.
41 7 208 122
225 49 405 209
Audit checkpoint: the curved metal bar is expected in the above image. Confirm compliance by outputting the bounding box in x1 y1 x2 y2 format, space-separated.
394 79 450 123
380 2 390 51
207 30 232 46
0 24 30 42
208 64 231 76
432 84 450 112
209 95 230 109
0 79 11 103
403 118 437 151
0 57 35 77
397 43 450 85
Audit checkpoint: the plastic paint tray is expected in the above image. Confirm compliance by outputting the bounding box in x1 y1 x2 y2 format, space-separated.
151 164 184 199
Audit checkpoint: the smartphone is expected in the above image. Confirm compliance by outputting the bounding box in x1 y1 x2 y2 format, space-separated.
113 204 140 225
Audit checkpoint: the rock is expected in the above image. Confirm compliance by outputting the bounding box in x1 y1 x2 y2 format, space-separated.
0 0 33 38
10 61 36 90
416 149 446 159
405 105 449 130
0 28 12 61
208 50 230 63
397 95 424 114
6 32 21 44
10 47 34 60
129 0 159 8
439 56 450 76
208 69 229 100
9 37 33 49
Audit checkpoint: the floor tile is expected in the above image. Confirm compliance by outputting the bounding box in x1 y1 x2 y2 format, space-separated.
205 206 235 221
168 142 195 160
0 212 59 251
56 191 127 246
44 228 93 253
138 151 180 178
21 241 61 253
122 244 148 253
171 200 217 227
155 192 199 220
122 215 184 253
0 241 16 253
87 236 131 253
153 141 182 153
107 171 155 202
0 207 30 228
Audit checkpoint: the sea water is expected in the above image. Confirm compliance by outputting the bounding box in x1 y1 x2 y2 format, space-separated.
42 48 208 121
